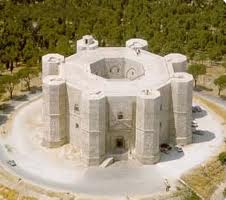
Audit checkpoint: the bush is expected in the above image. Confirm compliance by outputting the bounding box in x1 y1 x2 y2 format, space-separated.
184 191 200 200
223 188 226 197
218 152 226 165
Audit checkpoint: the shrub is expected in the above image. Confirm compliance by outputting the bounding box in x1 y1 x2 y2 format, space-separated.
223 188 226 197
218 152 226 165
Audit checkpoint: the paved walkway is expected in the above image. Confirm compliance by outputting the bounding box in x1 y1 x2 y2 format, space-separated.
0 96 224 197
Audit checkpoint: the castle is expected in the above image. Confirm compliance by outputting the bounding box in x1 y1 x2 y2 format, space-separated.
42 35 193 166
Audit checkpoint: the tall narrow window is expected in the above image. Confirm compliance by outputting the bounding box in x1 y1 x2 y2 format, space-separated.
74 104 79 112
117 112 123 120
76 123 79 128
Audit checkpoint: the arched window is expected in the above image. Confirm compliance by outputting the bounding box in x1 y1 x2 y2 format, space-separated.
117 68 120 73
76 123 79 128
117 112 123 120
74 104 79 112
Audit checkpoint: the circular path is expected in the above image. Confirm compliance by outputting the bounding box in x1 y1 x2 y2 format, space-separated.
0 98 224 197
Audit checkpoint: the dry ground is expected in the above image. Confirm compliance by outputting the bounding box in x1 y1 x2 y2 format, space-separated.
181 95 226 199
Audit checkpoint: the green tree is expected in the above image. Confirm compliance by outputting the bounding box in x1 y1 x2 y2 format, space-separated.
214 75 226 96
187 64 207 88
0 63 5 75
17 67 39 91
0 74 19 99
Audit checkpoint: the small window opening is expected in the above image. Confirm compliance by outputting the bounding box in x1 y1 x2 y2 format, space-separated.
76 123 79 128
160 104 162 111
85 39 88 44
74 104 79 112
110 69 112 73
117 68 120 73
131 71 134 75
116 137 124 148
160 122 162 128
117 112 123 120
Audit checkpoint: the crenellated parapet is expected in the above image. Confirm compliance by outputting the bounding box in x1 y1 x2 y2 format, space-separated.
135 90 161 164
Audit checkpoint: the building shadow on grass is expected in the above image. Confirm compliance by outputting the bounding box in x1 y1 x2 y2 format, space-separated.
0 103 15 114
30 86 42 92
192 130 215 144
0 115 8 126
12 94 28 102
194 85 213 92
220 95 226 101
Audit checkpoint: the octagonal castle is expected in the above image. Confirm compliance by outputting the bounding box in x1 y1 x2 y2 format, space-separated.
42 35 193 166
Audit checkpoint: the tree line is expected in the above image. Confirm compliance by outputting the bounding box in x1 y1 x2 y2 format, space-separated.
0 0 225 72
0 0 226 99
188 63 226 96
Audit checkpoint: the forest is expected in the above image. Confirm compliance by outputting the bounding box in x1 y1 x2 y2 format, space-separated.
0 0 225 69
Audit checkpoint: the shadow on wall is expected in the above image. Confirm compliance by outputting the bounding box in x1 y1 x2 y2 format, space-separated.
159 149 184 163
192 130 215 144
12 94 28 102
220 95 226 101
193 109 207 119
194 85 213 92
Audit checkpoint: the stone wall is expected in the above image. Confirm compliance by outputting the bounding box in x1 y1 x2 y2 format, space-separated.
80 92 106 166
135 90 161 164
42 75 67 147
171 72 193 145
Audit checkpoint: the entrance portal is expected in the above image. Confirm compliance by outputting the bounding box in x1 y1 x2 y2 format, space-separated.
116 137 124 148
114 137 125 154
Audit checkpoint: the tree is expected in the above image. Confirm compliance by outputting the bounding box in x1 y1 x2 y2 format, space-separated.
0 63 5 75
214 75 226 96
187 64 207 88
17 67 39 91
0 74 19 99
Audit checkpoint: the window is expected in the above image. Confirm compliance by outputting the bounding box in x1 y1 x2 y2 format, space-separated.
110 69 112 73
160 122 162 128
117 68 120 73
160 104 162 111
85 39 88 44
117 112 123 120
76 123 79 128
131 71 134 75
116 137 124 148
74 104 79 112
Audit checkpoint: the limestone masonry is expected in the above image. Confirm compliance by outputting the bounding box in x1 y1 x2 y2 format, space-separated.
42 35 193 166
